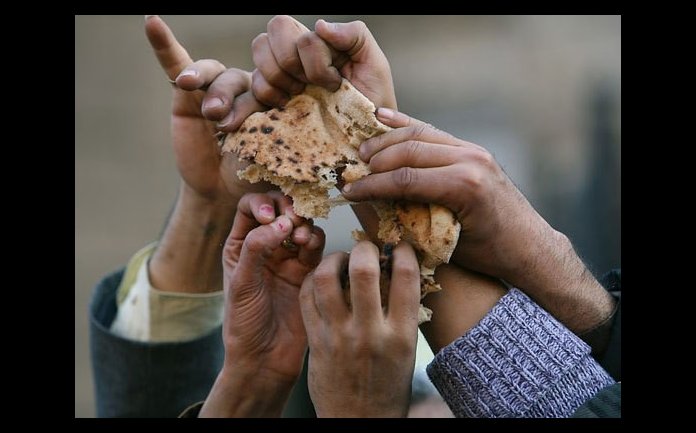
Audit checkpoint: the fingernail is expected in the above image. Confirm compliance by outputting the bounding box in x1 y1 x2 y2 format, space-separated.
217 112 234 128
203 97 224 110
376 107 395 120
259 204 275 218
273 216 292 233
342 183 352 194
145 15 158 20
178 69 198 78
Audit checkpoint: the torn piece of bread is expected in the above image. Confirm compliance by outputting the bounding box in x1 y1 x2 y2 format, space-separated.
222 79 388 218
221 79 460 323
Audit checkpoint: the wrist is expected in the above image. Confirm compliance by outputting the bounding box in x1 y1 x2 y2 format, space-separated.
516 229 616 334
149 182 236 294
421 264 507 353
199 365 296 417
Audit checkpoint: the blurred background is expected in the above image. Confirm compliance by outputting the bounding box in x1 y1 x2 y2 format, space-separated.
75 15 621 417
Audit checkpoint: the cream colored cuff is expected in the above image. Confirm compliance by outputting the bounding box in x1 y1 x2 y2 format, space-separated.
110 243 224 342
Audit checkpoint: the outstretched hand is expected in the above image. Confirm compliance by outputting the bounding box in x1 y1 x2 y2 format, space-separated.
342 108 615 334
144 15 267 204
300 241 420 417
251 15 397 110
200 191 325 417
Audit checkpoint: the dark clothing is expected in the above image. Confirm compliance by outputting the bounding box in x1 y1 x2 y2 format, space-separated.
596 269 621 382
572 383 621 418
89 268 315 417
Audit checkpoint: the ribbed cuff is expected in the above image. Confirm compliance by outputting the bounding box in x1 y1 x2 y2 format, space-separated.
427 288 615 418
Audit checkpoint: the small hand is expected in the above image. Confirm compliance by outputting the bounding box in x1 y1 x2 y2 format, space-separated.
200 191 325 417
223 191 325 379
300 241 420 417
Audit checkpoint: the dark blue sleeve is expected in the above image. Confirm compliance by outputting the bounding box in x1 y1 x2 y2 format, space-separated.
89 269 224 417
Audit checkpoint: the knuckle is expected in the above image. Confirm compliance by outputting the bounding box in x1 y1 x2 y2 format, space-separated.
211 59 226 71
278 54 300 74
251 33 268 50
266 67 287 87
351 265 378 281
473 148 495 168
392 167 416 191
391 259 419 281
410 123 430 140
462 168 485 194
405 140 424 162
251 80 276 105
312 267 338 288
268 15 292 33
351 20 368 33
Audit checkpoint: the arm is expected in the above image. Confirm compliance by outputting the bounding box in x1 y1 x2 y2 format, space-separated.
423 265 616 418
344 108 616 338
144 15 267 296
251 17 615 339
91 16 270 417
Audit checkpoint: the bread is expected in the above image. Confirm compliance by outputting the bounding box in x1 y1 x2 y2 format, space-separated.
221 79 460 323
222 79 388 218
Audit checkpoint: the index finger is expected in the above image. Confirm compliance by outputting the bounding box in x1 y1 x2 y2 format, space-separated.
144 15 193 80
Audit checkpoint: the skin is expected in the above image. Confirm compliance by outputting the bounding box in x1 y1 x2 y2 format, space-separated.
252 15 614 335
200 192 325 417
344 108 615 334
143 16 321 417
299 241 421 418
143 15 269 295
251 15 617 417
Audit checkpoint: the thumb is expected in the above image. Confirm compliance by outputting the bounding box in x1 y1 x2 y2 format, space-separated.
315 19 380 64
144 15 193 80
374 107 430 129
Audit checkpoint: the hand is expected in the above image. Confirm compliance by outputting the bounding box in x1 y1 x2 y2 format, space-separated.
299 241 421 418
251 15 397 110
145 15 267 205
342 108 615 334
144 16 269 294
200 191 325 417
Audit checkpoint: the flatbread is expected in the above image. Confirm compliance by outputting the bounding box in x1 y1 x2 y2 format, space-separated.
222 79 388 218
221 79 461 323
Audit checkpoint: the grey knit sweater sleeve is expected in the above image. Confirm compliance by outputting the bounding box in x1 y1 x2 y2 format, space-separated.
426 288 615 418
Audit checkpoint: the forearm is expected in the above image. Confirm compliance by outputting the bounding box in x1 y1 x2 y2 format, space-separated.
150 182 236 293
514 229 616 335
421 264 507 354
199 367 295 417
